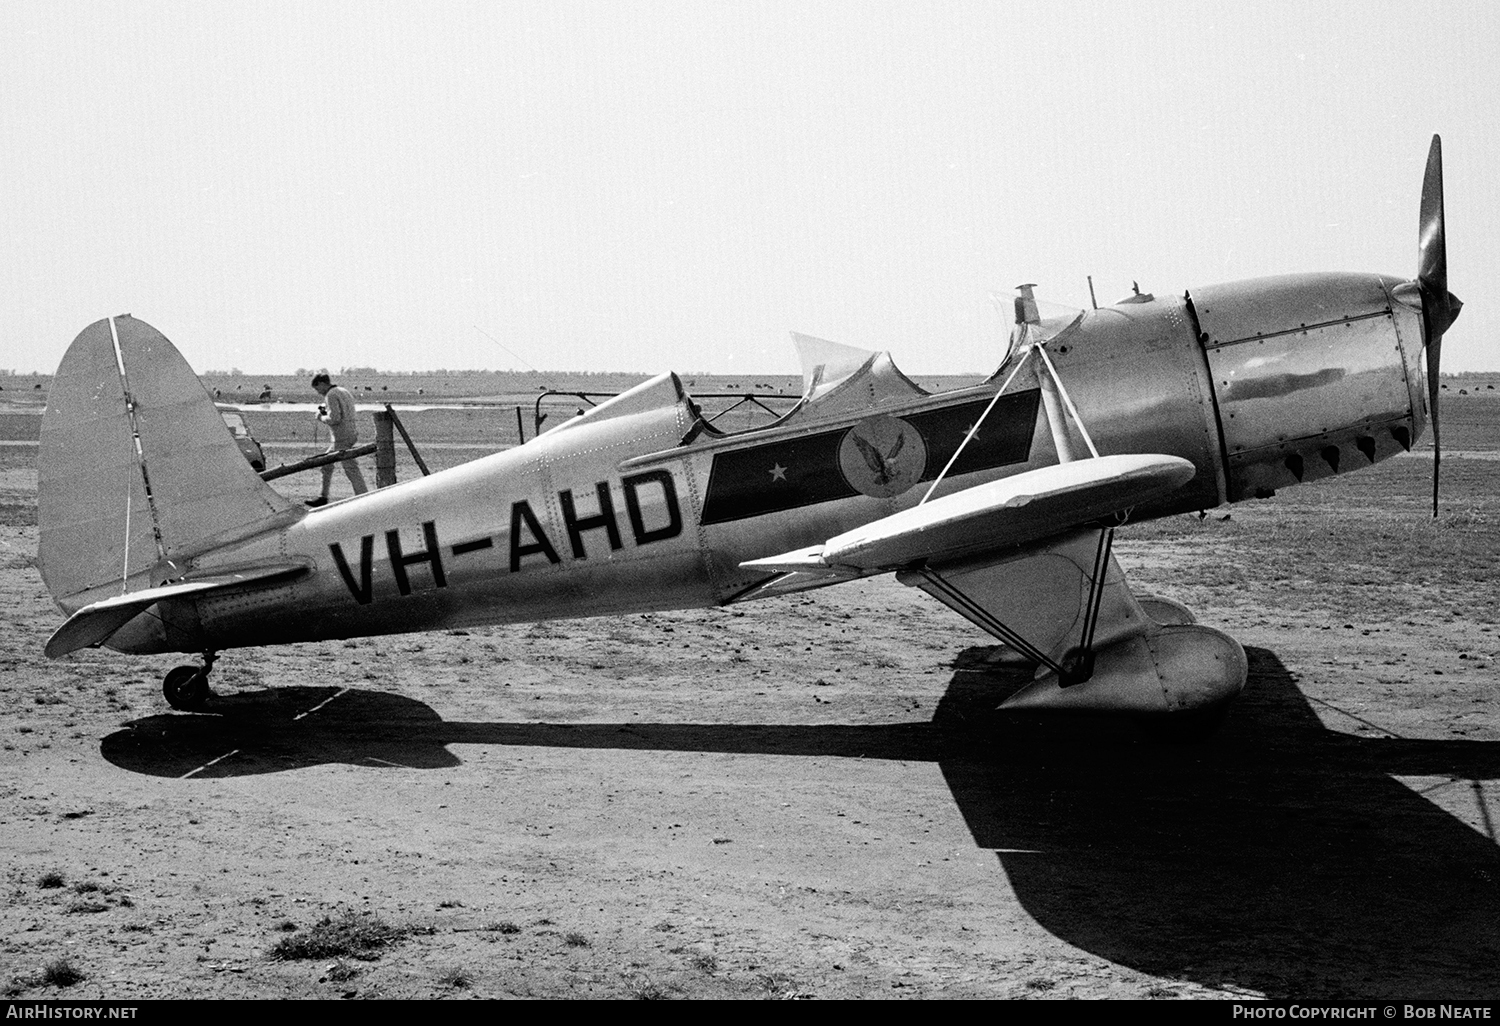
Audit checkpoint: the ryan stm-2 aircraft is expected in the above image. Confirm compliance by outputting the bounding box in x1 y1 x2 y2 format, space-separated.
38 137 1462 727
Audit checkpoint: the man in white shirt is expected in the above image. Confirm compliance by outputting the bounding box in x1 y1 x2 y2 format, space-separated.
308 372 369 506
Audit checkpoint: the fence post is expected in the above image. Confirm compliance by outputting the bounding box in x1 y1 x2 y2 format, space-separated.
373 409 397 488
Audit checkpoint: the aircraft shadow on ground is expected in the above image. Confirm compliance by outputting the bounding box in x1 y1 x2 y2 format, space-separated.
99 647 1500 998
939 648 1500 998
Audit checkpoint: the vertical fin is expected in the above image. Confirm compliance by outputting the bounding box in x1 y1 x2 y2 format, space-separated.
38 319 158 604
39 316 298 611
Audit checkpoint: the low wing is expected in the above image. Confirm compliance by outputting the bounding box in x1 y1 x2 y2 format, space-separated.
739 455 1247 716
742 453 1195 575
44 564 308 658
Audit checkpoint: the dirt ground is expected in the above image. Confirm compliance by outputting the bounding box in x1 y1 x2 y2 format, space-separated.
2 402 1498 1000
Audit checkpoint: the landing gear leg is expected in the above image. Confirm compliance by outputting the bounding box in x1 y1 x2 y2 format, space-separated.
163 652 216 711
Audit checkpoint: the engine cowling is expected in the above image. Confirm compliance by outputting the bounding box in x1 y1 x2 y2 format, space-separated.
1189 272 1425 501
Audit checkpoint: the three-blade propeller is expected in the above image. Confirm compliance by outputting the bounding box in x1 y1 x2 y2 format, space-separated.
1417 134 1463 516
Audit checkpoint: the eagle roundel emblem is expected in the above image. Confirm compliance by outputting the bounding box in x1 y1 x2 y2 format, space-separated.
837 415 927 498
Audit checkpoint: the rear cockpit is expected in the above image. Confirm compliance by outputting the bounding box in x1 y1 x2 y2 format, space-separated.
551 332 941 447
691 333 931 438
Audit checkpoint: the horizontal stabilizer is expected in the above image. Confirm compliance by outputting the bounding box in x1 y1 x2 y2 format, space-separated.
739 545 838 576
44 565 307 658
740 454 1195 575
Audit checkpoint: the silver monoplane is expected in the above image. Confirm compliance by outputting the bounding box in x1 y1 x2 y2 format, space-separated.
38 138 1461 733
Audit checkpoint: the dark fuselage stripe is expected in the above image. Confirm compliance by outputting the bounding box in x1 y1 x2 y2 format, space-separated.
699 390 1040 525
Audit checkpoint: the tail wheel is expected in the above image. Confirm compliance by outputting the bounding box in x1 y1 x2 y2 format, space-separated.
163 665 212 711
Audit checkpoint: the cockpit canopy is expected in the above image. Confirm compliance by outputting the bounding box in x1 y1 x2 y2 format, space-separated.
558 293 1085 443
776 333 928 425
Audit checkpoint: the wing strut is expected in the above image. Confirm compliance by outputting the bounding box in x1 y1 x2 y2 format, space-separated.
1079 526 1114 653
918 354 1033 504
1035 344 1099 458
899 528 1248 715
914 565 1070 676
920 283 1098 505
915 523 1117 688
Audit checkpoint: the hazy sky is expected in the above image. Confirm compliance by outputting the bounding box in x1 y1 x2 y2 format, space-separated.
5 1 1498 375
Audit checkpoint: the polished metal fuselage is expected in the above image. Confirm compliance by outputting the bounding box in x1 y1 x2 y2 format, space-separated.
108 271 1427 654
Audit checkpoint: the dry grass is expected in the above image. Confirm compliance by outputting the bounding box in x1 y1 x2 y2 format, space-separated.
627 973 670 1000
42 960 84 987
268 911 412 962
323 961 361 983
756 972 804 1000
436 966 472 989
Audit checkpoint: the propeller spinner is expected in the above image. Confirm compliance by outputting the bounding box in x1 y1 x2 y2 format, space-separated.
1417 134 1464 516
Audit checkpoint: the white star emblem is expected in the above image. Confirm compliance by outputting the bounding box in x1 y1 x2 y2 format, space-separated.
769 463 787 482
